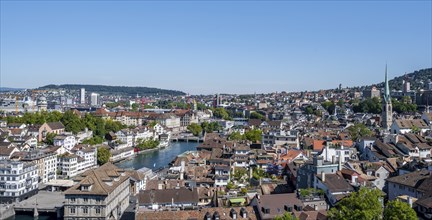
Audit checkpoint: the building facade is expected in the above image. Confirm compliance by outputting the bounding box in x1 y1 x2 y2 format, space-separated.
64 163 130 220
0 160 39 203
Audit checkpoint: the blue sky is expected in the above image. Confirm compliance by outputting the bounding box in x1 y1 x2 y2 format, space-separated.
1 1 431 95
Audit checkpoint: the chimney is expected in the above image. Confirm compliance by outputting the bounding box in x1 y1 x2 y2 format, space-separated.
408 196 413 207
332 155 336 164
321 172 325 182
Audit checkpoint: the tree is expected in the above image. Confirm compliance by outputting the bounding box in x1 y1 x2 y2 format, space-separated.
383 200 417 220
244 129 262 143
44 132 57 145
229 132 245 141
352 97 381 114
201 121 222 133
97 147 111 165
347 123 373 141
226 182 235 190
328 187 383 220
274 212 298 220
250 112 265 120
136 138 160 151
252 167 268 180
187 123 202 136
213 108 230 120
61 110 85 134
305 106 314 115
322 101 336 115
233 168 247 182
131 103 139 112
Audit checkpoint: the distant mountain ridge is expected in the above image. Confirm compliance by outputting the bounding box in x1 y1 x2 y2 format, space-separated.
0 87 25 92
38 84 185 96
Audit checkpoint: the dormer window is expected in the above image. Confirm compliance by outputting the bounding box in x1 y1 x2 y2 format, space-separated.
81 184 92 191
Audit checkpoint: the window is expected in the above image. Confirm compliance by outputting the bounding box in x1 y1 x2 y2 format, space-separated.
83 207 88 214
70 208 75 214
71 198 76 203
84 198 88 203
96 208 101 214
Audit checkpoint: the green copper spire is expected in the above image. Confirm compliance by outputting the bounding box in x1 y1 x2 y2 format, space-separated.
384 64 391 102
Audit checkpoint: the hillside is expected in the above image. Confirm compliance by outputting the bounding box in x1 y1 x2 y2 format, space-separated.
375 68 432 91
38 84 185 96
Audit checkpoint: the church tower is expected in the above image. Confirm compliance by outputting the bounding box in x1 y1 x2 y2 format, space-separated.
382 65 393 130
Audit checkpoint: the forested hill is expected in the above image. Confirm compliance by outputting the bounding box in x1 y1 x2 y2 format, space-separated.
38 84 186 96
375 68 432 91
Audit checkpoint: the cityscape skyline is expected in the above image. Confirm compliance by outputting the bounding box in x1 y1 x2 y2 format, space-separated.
1 1 431 95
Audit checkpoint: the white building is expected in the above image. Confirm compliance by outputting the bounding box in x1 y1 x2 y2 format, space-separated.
58 153 79 178
80 88 86 104
0 160 39 203
319 144 354 164
115 130 134 148
90 93 99 107
54 134 77 151
391 119 430 135
74 146 97 173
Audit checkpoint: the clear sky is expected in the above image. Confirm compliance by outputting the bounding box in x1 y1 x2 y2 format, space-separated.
0 1 431 95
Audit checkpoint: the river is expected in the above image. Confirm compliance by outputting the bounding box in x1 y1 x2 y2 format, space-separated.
11 142 199 220
115 141 199 170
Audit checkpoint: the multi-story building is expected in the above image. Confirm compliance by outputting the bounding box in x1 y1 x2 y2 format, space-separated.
38 122 65 142
73 145 97 173
58 153 79 178
54 134 77 151
80 88 86 104
21 150 57 183
90 92 100 106
386 169 431 201
262 130 299 149
296 156 340 189
64 163 130 220
0 160 39 203
115 129 134 148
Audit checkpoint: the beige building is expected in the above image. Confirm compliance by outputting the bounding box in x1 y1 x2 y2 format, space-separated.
38 122 65 142
64 163 130 220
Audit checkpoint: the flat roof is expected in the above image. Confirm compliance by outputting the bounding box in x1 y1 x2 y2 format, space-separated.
46 179 74 187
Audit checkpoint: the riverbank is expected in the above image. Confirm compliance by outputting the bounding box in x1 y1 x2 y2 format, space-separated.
115 142 199 171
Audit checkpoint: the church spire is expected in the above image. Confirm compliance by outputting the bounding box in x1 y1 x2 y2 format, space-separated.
384 64 391 103
382 64 393 130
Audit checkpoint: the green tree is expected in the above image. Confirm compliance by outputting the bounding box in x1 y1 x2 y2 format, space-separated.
274 212 298 220
61 110 85 134
347 123 373 141
252 167 268 180
233 168 247 182
383 200 417 220
250 112 265 120
226 182 235 190
82 136 104 145
187 123 202 136
328 187 383 220
322 101 336 114
136 138 160 151
131 103 139 112
97 147 111 165
229 132 245 141
305 106 314 115
213 108 230 120
353 97 382 114
44 132 57 145
201 121 222 133
244 129 262 143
